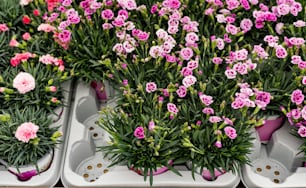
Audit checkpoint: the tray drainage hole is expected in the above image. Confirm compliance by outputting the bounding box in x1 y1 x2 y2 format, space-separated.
97 163 103 168
104 169 109 174
83 173 89 178
266 165 271 170
274 171 280 176
93 133 98 137
273 179 280 183
87 165 93 170
256 168 262 172
89 127 94 131
90 179 95 182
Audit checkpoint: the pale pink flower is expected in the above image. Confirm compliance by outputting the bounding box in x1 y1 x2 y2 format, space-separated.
0 23 9 32
117 0 137 10
231 97 245 109
216 14 226 23
214 141 222 148
240 19 253 32
13 72 35 94
212 57 223 64
302 106 306 120
168 26 179 34
277 4 290 15
167 103 179 114
226 24 239 35
123 41 135 53
19 0 33 6
209 116 222 123
224 126 237 139
37 23 56 32
293 20 306 27
226 0 240 10
225 69 237 79
275 45 287 59
15 122 39 143
156 29 168 39
233 62 248 75
205 7 215 15
149 46 161 58
253 45 268 59
275 23 284 35
180 47 194 60
148 121 155 131
291 55 302 64
291 109 301 119
176 85 187 98
249 0 258 5
168 19 179 27
187 60 198 70
102 23 113 30
264 35 279 47
202 107 214 115
291 89 304 105
182 75 197 88
216 38 225 50
185 32 199 44
298 126 306 137
145 82 157 93
9 39 20 47
49 86 57 92
199 94 214 106
223 117 233 125
235 49 248 61
134 127 145 139
21 32 31 41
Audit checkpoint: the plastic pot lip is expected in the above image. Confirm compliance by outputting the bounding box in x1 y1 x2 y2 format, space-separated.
129 160 174 176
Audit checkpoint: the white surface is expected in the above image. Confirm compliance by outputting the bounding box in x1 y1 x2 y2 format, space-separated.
0 80 72 187
61 81 240 188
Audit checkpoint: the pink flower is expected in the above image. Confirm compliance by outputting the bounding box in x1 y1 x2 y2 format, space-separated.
291 89 304 105
223 117 233 125
13 72 35 94
224 126 237 139
122 79 128 86
49 86 57 92
102 23 113 30
202 107 214 115
226 24 239 35
101 9 114 20
168 0 181 9
293 20 306 27
22 32 31 41
15 122 39 143
0 23 9 32
214 141 222 148
231 98 245 109
199 94 214 106
185 32 199 44
225 69 237 79
240 19 253 32
298 61 306 69
181 67 193 77
216 38 225 50
167 103 179 114
240 0 250 10
176 85 187 98
275 45 287 59
291 109 301 119
117 0 137 10
180 47 194 60
209 116 222 123
182 75 197 88
302 106 306 120
226 0 240 10
150 4 158 14
9 39 20 47
148 121 155 131
255 91 271 108
58 30 71 43
112 17 125 27
302 76 306 85
118 9 129 20
235 49 248 61
137 31 150 41
146 82 157 93
156 29 168 39
149 46 161 58
134 127 145 139
19 0 33 5
212 57 223 64
298 126 306 137
233 62 248 75
205 7 215 15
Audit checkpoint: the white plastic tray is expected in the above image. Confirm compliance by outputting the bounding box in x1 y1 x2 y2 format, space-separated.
0 80 72 187
241 123 306 188
61 81 240 188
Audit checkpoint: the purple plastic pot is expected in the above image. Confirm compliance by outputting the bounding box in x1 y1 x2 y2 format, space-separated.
130 160 173 176
255 115 285 143
202 168 226 181
90 81 108 100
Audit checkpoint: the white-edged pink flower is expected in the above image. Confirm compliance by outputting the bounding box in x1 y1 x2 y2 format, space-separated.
15 122 39 143
240 18 253 32
293 20 306 27
225 69 237 79
291 55 302 64
185 32 199 44
298 126 306 137
216 38 225 50
180 47 194 60
117 0 137 10
291 109 301 120
233 62 248 75
182 75 197 88
235 49 248 61
167 103 179 114
202 107 214 115
37 23 56 32
226 24 239 35
181 67 193 77
209 116 222 123
176 85 187 98
291 89 304 105
275 45 287 59
199 94 214 106
224 126 237 139
145 82 157 93
277 4 290 15
149 46 161 58
156 29 168 39
187 60 198 70
13 72 35 94
148 121 155 131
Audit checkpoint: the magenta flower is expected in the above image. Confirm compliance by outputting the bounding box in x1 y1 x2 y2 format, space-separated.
15 122 39 143
145 82 157 93
298 126 306 137
101 9 114 20
176 85 187 98
226 24 239 35
58 30 71 43
275 45 287 59
13 72 35 94
291 109 301 120
224 126 237 139
255 91 271 108
167 103 179 114
181 67 193 77
226 0 240 10
291 89 304 105
134 127 145 139
214 141 222 148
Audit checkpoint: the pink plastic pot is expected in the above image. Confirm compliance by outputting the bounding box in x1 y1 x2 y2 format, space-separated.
255 115 285 143
130 160 173 176
90 81 108 100
202 168 226 181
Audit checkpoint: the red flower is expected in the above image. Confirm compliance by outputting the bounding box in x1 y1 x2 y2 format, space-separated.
33 9 40 16
22 15 31 24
